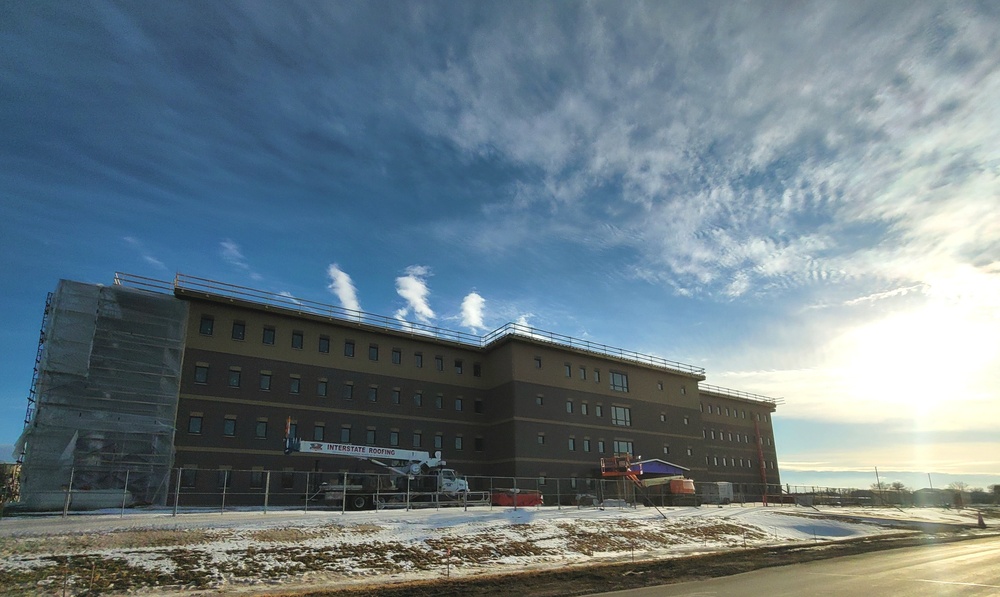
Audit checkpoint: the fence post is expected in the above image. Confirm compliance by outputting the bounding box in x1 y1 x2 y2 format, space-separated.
406 476 411 512
513 477 518 512
62 467 75 518
489 477 494 511
173 469 181 517
264 471 271 514
341 472 347 515
120 469 130 518
221 472 227 514
557 478 561 510
304 471 310 513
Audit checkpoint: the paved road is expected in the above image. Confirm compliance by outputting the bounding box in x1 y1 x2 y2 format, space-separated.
589 535 1000 596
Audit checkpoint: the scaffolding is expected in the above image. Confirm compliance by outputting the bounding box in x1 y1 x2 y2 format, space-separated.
14 281 188 510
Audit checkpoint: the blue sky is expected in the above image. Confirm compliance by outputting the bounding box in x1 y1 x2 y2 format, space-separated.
3 2 998 490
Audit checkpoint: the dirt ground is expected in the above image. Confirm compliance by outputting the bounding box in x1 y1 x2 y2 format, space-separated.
284 531 992 597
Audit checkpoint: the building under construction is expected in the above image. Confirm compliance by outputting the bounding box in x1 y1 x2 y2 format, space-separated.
15 273 782 509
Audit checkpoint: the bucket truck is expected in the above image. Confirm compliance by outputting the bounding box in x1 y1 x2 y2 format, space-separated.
284 426 475 509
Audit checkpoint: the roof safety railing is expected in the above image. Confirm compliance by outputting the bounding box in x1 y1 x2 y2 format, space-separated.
114 272 706 377
699 383 783 405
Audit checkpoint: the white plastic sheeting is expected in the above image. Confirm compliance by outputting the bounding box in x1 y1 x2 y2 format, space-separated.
15 280 187 509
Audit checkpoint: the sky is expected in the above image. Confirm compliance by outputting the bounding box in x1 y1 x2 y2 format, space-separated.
2 1 998 490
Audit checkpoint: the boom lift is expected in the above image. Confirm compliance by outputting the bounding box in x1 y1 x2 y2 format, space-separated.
284 421 473 509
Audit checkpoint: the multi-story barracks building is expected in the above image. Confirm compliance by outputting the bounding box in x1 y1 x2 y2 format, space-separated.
15 273 781 509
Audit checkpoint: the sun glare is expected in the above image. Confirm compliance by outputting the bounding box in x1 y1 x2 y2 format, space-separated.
833 299 999 423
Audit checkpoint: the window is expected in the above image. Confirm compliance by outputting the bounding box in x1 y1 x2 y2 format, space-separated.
663 444 670 455
344 340 355 357
318 335 330 353
659 414 666 422
683 416 690 425
434 434 443 449
342 383 353 400
435 394 443 409
700 403 704 412
536 395 544 406
366 429 376 445
194 365 209 384
188 415 203 434
288 422 297 439
680 385 686 395
455 398 463 411
570 477 578 489
389 431 399 446
262 327 275 345
435 356 444 371
259 373 271 391
313 425 325 441
415 353 423 368
613 440 634 455
412 432 422 447
228 369 241 388
473 363 482 377
413 392 423 406
474 437 484 451
368 387 377 402
686 447 693 456
217 469 231 489
568 438 576 451
597 440 605 453
199 316 214 336
317 380 328 397
611 406 631 427
657 381 663 390
539 476 547 486
455 359 463 374
289 377 301 394
340 427 351 443
581 403 588 416
250 469 265 489
583 439 591 452
713 456 719 466
474 399 483 414
292 331 304 350
392 349 401 364
537 433 545 445
579 366 586 380
610 371 629 392
595 405 603 417
281 469 295 489
180 467 197 488
710 430 716 440
594 369 600 383
232 321 245 341
369 344 379 361
255 420 268 439
223 417 236 437
392 389 401 404
534 357 542 368
566 401 573 414
726 407 730 417
564 364 572 377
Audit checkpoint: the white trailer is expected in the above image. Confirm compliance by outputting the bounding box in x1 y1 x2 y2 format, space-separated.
700 481 734 505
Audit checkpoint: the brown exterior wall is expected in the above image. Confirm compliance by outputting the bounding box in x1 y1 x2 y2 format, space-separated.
168 291 781 499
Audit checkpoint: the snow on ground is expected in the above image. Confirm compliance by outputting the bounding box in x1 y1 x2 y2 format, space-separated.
0 504 984 595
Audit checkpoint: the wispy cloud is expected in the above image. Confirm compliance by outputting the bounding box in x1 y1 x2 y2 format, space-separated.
395 265 435 324
220 239 262 281
460 291 485 331
412 3 999 302
326 264 361 312
123 236 166 271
